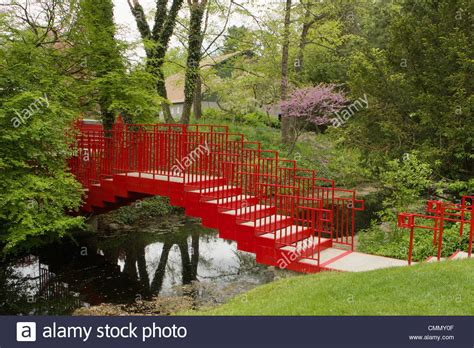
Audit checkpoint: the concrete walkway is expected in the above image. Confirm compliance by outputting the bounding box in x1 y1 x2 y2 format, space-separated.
450 251 470 260
318 248 411 272
314 247 471 273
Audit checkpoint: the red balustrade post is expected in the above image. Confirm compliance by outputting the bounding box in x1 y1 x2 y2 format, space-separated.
398 213 415 265
436 204 445 261
460 197 466 239
467 196 474 257
408 220 414 266
469 216 473 258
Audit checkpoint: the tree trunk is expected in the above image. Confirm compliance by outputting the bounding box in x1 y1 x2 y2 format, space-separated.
150 240 172 294
190 229 199 279
180 0 207 124
193 74 202 119
296 6 312 74
156 74 174 123
128 0 184 123
296 1 322 77
280 0 293 144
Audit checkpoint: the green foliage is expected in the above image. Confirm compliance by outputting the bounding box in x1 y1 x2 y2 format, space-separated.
75 0 124 128
201 108 279 129
106 197 181 225
302 19 349 84
359 221 471 262
201 108 242 123
91 68 163 124
76 0 123 75
357 153 471 262
203 25 281 116
242 111 279 128
163 47 187 78
346 0 473 180
0 31 84 254
378 152 433 219
434 179 474 199
242 111 266 126
289 131 369 187
74 0 161 126
221 26 255 54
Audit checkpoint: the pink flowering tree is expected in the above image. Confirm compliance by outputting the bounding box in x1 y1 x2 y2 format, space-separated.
280 84 347 152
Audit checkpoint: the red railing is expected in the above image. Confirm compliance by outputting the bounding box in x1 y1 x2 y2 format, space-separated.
70 118 365 265
398 196 473 265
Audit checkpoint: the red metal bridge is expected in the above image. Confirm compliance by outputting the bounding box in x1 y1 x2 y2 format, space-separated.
70 118 366 273
69 118 472 273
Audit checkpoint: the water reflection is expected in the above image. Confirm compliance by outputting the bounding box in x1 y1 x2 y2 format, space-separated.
0 217 273 315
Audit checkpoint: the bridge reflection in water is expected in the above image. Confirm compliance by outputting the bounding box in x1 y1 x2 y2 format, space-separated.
0 217 273 315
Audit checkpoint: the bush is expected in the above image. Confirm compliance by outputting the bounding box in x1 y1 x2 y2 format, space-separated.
242 111 264 126
243 111 279 128
201 108 279 128
378 152 433 220
200 108 243 123
106 196 182 225
358 221 471 262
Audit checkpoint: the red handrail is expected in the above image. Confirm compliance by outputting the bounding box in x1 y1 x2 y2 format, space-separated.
398 197 473 264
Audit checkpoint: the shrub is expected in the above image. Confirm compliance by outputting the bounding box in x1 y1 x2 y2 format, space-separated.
358 220 471 262
201 109 279 128
242 111 264 126
378 152 433 218
106 196 182 225
201 108 243 123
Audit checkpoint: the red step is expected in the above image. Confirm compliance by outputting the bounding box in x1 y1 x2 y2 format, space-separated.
217 204 275 240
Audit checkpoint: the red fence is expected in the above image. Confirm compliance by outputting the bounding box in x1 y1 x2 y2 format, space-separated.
70 119 364 262
398 196 473 264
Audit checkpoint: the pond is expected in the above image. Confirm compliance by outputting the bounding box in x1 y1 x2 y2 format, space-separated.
0 216 278 315
0 190 381 316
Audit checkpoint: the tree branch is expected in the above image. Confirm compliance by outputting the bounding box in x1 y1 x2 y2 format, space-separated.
152 0 168 41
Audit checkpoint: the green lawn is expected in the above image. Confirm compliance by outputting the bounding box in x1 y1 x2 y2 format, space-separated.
184 258 474 316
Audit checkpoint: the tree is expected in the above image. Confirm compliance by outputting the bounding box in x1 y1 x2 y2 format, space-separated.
71 0 162 126
0 11 84 254
180 0 208 124
128 0 184 123
222 25 253 54
280 0 293 144
77 0 124 129
294 0 327 76
346 0 473 179
280 84 347 153
0 0 161 255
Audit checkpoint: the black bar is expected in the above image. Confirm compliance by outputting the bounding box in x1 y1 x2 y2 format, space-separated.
4 316 473 348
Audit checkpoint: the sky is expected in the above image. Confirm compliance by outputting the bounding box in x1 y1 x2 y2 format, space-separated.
112 0 280 62
113 0 154 61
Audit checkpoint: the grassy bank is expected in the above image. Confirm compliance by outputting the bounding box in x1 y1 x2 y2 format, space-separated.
183 258 473 316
